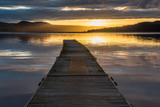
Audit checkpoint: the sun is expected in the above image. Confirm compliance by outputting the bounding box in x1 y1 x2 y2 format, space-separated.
88 19 107 26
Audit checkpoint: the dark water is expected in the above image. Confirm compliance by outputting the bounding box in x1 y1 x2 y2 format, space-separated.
0 33 160 107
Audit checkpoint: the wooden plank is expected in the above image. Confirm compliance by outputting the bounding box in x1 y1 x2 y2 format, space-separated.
69 57 89 75
27 40 131 107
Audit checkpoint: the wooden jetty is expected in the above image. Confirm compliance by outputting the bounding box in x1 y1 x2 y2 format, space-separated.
27 40 131 107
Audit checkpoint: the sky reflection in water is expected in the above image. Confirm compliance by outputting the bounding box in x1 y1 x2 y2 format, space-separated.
0 33 160 107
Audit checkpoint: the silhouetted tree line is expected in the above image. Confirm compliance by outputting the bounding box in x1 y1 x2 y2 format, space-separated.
87 21 160 32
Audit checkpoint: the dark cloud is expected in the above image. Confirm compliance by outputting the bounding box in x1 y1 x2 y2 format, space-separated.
0 0 128 7
139 0 160 8
127 0 160 9
0 0 159 22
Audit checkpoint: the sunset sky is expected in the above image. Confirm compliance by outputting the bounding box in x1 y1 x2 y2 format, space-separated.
0 0 160 27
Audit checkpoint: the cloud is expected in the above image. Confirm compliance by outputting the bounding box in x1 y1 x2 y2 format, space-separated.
0 0 159 22
0 6 31 10
127 0 160 9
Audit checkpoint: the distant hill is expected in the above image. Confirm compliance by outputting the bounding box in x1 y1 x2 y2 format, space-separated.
1 21 160 33
0 21 100 32
87 21 160 32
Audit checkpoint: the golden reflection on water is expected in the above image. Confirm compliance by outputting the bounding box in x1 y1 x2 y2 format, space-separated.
28 33 160 47
90 36 106 45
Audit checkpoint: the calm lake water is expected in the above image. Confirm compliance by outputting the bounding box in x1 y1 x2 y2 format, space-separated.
0 33 160 107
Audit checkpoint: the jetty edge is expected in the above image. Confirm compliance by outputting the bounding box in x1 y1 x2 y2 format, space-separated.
27 40 131 107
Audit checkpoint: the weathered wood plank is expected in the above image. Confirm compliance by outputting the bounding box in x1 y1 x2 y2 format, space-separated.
27 40 131 107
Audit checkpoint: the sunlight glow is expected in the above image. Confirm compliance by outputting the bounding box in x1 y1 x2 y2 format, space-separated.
61 7 88 11
88 20 107 26
43 18 160 28
61 7 100 11
114 6 128 11
0 6 31 10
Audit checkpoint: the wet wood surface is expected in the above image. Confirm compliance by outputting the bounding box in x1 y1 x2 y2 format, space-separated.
27 40 130 107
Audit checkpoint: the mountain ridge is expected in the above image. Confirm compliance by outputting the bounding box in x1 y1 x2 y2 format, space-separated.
0 21 99 32
0 21 160 32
